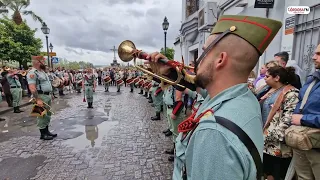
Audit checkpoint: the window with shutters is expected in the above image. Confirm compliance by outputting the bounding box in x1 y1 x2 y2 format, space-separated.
186 0 199 17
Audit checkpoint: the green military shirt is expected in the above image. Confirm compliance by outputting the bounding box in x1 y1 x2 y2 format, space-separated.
6 74 22 88
163 86 174 106
27 68 53 92
75 73 82 81
173 84 263 180
84 74 95 85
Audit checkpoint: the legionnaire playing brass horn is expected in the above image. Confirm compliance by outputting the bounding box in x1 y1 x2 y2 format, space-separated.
83 68 96 108
118 15 282 179
6 67 23 113
27 56 57 140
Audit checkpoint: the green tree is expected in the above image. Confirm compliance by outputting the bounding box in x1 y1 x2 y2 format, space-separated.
0 0 43 25
160 47 175 60
54 59 93 70
0 18 42 69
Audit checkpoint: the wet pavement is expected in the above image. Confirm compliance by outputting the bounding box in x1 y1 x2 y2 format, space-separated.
0 86 173 180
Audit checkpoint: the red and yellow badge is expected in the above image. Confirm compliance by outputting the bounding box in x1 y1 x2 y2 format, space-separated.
29 74 35 79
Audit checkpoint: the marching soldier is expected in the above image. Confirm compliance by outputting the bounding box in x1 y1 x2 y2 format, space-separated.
6 68 23 113
127 69 135 92
27 56 56 140
163 85 186 161
55 68 65 96
102 69 110 92
151 81 164 121
75 71 83 93
83 68 96 108
115 70 123 92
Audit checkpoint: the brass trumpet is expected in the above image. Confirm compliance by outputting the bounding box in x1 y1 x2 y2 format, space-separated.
18 70 27 76
29 98 54 117
118 40 195 89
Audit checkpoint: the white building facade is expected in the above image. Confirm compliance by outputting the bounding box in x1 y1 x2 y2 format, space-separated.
175 0 320 82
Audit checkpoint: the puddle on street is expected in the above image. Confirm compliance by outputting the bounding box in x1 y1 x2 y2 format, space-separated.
62 120 119 150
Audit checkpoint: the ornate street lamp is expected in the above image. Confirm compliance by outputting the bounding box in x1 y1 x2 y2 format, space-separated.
162 17 169 55
41 22 51 68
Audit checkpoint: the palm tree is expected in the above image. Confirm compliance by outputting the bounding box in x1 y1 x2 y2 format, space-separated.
0 0 43 25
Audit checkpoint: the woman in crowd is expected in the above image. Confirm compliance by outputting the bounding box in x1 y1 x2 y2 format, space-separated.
260 66 300 180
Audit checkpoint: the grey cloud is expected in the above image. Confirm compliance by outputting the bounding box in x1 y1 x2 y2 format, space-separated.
65 47 84 55
146 8 162 17
104 0 145 6
58 10 73 17
126 9 145 18
27 0 181 64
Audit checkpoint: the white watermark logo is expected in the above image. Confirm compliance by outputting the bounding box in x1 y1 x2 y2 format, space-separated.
287 6 310 14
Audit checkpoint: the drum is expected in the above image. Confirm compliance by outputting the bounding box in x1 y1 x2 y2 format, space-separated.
144 82 150 89
77 80 82 86
126 78 134 85
133 77 139 84
104 76 112 83
138 79 144 87
52 78 61 88
116 79 124 86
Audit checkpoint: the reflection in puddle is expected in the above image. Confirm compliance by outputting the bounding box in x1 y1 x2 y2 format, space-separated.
62 121 118 150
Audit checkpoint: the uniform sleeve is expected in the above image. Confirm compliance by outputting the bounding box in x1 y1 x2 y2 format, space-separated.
27 71 37 85
187 128 251 180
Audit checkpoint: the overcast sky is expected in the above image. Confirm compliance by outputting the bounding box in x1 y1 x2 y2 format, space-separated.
21 0 182 66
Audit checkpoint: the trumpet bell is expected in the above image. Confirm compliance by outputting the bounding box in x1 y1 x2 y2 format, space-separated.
118 40 136 62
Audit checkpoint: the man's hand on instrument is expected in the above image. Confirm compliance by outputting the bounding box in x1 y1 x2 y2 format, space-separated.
146 52 172 75
171 114 176 120
36 99 44 107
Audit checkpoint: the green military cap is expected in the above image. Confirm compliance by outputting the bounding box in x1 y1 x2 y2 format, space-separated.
211 15 282 56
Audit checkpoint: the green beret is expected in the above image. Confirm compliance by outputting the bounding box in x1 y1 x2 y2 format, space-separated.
211 15 282 55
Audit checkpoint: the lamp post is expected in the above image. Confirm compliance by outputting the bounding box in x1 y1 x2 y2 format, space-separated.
41 22 50 68
49 43 53 67
162 17 169 55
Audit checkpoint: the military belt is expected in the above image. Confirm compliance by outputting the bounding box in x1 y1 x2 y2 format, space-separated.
85 84 92 86
10 86 20 88
167 105 173 108
37 90 51 95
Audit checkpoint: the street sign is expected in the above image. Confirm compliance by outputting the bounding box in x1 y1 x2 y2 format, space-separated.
49 52 56 56
52 57 59 64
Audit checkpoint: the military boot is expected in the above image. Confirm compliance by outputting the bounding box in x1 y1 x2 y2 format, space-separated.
168 155 174 162
40 129 53 140
13 107 21 113
89 102 93 108
144 92 148 97
165 144 175 155
17 106 24 112
45 126 57 138
151 112 160 121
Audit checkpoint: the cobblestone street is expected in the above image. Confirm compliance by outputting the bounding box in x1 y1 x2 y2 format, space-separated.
0 86 173 180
